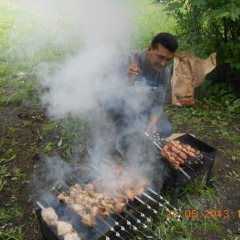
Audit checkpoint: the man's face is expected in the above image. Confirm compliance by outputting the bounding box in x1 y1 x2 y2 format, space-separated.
146 44 174 72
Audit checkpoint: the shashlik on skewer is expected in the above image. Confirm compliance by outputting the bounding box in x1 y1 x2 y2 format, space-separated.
57 176 149 227
161 140 201 169
41 207 81 240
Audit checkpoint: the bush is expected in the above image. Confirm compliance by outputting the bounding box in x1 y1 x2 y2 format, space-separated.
160 0 240 88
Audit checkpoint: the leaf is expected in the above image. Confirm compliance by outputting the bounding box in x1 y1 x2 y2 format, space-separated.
57 137 63 147
228 106 236 112
218 12 231 19
234 62 240 69
0 180 6 191
192 0 205 7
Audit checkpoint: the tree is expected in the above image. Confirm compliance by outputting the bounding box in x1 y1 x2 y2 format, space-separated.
159 0 240 86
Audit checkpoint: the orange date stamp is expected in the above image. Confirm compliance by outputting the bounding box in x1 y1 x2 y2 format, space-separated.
166 209 240 219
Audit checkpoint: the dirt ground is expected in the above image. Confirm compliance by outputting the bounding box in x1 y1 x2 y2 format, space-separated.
0 102 240 240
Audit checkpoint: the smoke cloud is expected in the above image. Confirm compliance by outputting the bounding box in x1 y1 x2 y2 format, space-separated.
13 0 131 119
17 0 166 203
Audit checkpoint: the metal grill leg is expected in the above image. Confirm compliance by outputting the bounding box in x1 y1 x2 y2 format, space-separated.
206 165 214 187
171 187 179 208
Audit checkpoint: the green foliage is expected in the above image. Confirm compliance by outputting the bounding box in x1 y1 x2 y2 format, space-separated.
57 117 88 159
43 142 53 153
0 0 83 107
41 123 57 132
0 207 24 239
226 170 240 182
198 80 240 114
0 164 10 191
165 92 240 163
0 227 24 240
161 0 240 85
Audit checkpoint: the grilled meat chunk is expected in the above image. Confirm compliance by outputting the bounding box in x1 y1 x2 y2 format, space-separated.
57 221 73 236
64 231 81 240
71 204 86 217
82 214 96 226
41 207 58 226
69 184 82 197
84 184 95 197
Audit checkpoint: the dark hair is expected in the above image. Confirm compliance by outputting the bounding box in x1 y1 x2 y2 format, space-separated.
151 32 178 52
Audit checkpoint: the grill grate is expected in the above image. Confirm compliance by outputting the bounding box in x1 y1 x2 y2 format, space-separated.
36 166 181 240
35 133 215 239
146 133 216 206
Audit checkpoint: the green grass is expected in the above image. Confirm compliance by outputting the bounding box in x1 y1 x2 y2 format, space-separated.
190 90 240 156
226 170 240 182
124 0 177 49
164 96 240 162
144 176 221 239
0 206 24 240
0 0 82 107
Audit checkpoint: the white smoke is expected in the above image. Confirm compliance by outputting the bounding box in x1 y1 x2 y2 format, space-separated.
17 0 133 119
16 0 166 202
39 45 120 119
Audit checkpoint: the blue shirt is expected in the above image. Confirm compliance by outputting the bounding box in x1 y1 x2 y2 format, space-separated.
119 50 171 118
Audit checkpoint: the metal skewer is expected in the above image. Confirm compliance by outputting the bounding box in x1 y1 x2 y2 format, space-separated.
201 154 214 161
98 217 125 240
106 214 137 240
144 131 192 180
64 176 137 240
177 167 191 179
123 209 163 240
54 178 144 240
142 192 181 221
153 132 203 170
89 162 171 221
36 201 92 240
147 188 177 211
135 196 157 215
51 186 112 240
127 203 160 230
110 208 152 240
184 163 194 170
36 201 45 210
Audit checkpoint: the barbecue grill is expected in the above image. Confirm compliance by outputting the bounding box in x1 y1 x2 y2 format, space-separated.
35 163 181 240
35 133 215 239
145 133 216 206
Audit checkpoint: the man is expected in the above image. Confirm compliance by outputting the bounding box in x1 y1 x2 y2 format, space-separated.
104 33 178 156
125 32 178 136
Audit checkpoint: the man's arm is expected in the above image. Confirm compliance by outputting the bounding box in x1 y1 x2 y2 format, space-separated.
147 106 163 132
117 52 142 85
148 115 159 132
